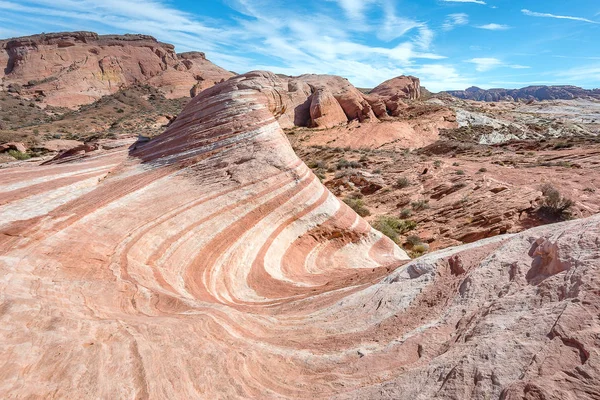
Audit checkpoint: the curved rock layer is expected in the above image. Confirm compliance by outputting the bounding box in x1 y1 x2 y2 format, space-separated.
1 71 599 399
0 31 234 107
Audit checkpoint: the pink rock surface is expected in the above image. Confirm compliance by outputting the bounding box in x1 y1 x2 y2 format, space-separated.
370 75 421 100
0 142 27 153
297 74 377 122
1 71 598 399
34 139 83 152
0 32 234 108
309 88 348 128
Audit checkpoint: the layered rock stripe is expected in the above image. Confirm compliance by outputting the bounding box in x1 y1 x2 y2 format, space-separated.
1 71 599 399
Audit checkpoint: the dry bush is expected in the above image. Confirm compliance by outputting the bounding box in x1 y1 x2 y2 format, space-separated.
540 183 573 219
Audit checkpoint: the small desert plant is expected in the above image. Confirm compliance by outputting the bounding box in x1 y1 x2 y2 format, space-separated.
433 160 442 168
400 208 412 219
410 243 430 258
395 176 411 188
478 167 487 173
583 187 596 193
372 169 381 174
372 216 417 243
406 235 423 246
8 150 31 160
308 160 327 169
539 183 573 219
337 159 361 170
343 197 370 217
411 199 430 211
456 170 465 175
452 162 460 166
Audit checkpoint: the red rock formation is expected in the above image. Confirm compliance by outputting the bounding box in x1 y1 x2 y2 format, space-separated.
309 88 348 128
369 75 421 117
0 31 234 107
371 75 421 100
297 74 377 122
0 142 26 153
3 71 595 398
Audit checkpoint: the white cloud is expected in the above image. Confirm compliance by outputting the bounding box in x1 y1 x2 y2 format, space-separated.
477 23 511 30
406 64 473 91
466 58 531 72
522 9 599 24
442 13 469 31
441 0 486 4
0 0 461 88
377 0 422 41
415 26 435 50
555 64 600 84
467 57 502 72
331 0 376 20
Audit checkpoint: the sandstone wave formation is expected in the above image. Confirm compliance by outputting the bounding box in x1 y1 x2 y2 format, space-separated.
0 31 234 107
1 71 599 399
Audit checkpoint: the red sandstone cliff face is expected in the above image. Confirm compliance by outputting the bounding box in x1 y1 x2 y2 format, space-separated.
0 31 234 107
369 75 421 117
371 75 421 100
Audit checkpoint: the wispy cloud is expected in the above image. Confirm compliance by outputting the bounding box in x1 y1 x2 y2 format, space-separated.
442 13 468 31
477 23 510 30
406 64 474 91
330 0 376 20
415 26 435 50
467 57 502 71
466 58 529 72
555 64 600 84
377 0 422 42
522 9 599 24
553 55 600 60
441 0 486 5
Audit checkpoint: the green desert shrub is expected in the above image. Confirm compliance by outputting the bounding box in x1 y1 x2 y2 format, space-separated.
395 176 411 189
343 197 370 217
7 150 31 160
411 199 430 211
410 243 430 258
337 159 361 170
406 235 423 246
372 216 417 243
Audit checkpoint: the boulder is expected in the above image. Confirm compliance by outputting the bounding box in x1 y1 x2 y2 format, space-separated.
309 88 347 128
0 142 27 153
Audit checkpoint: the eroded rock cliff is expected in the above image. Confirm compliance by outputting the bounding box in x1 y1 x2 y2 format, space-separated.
0 31 234 107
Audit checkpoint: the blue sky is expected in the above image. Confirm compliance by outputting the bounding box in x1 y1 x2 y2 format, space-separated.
1 0 599 91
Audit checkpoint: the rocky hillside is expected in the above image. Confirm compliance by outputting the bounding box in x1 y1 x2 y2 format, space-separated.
1 71 599 399
447 85 600 102
0 31 234 108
